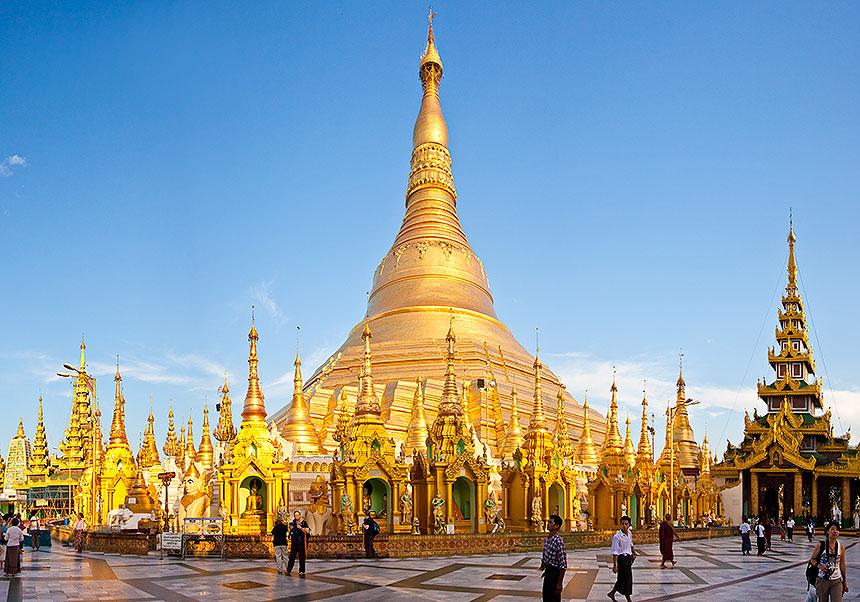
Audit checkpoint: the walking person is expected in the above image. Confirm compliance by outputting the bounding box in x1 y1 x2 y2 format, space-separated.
764 517 773 550
755 518 766 556
271 516 289 575
659 514 678 568
608 515 636 602
787 516 795 543
4 518 24 577
0 515 7 573
739 516 752 555
73 513 86 552
29 513 40 551
539 514 566 601
286 510 309 576
808 520 849 602
362 511 379 559
808 517 816 542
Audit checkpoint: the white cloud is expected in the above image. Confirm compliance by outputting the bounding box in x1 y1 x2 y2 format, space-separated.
0 154 26 177
248 279 285 324
545 348 860 461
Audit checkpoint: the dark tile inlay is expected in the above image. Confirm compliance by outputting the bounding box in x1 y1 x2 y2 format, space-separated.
224 580 268 590
486 574 526 581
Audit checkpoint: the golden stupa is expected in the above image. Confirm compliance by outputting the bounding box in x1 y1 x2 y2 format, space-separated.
272 11 604 457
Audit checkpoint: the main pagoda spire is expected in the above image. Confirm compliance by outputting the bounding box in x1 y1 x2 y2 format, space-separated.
107 361 130 449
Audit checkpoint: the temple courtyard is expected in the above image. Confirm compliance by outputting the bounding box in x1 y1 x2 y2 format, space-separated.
0 535 855 601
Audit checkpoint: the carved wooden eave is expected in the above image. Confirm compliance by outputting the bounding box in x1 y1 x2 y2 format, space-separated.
443 451 490 481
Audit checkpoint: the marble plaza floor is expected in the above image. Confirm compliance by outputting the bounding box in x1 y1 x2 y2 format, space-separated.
1 534 858 601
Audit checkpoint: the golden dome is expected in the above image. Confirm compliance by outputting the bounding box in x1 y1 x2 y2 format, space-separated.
280 353 324 455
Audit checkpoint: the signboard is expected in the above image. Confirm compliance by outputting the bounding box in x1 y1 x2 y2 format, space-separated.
35 499 48 508
126 497 136 505
161 532 183 550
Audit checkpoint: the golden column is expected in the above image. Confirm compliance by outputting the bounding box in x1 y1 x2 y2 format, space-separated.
793 472 803 517
750 472 759 517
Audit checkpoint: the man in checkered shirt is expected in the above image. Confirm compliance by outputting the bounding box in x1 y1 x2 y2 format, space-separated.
540 514 567 601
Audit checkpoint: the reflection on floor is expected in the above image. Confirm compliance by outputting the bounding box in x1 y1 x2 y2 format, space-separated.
0 534 852 601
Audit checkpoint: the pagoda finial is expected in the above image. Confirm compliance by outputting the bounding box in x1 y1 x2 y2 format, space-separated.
16 417 25 438
787 212 798 292
80 335 86 370
603 371 624 453
624 415 636 468
637 384 652 460
282 349 324 454
576 392 599 467
241 308 267 423
404 377 430 457
197 406 214 468
108 360 129 447
677 352 686 396
29 396 49 476
355 323 381 416
214 377 237 442
164 403 181 458
503 386 525 459
438 316 461 415
414 7 448 148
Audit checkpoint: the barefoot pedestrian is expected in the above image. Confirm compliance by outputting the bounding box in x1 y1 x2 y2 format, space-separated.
4 518 24 577
755 518 766 556
539 514 566 601
73 513 86 552
608 515 636 602
659 514 678 568
271 515 289 575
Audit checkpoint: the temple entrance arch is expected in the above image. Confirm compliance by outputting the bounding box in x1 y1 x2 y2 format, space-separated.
548 483 565 520
452 476 476 533
362 478 391 530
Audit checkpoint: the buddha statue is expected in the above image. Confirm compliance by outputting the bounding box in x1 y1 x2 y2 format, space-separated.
242 481 265 518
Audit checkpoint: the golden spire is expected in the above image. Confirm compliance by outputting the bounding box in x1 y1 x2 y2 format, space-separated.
139 405 160 468
404 377 430 457
185 417 196 462
355 324 381 416
197 406 214 468
602 372 624 453
178 425 186 465
333 389 353 450
552 386 574 460
241 308 268 423
15 418 25 438
214 376 237 442
281 352 324 454
576 394 599 467
700 434 711 474
80 335 86 371
787 211 797 293
414 7 448 149
503 386 525 459
637 387 652 461
108 360 130 447
163 405 181 458
523 349 554 466
671 358 700 470
623 416 636 469
29 397 49 476
438 318 461 416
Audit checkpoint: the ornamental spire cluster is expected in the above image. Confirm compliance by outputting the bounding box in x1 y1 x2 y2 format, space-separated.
403 377 429 457
214 377 237 442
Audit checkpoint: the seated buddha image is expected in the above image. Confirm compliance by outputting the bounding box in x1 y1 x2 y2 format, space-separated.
242 479 265 518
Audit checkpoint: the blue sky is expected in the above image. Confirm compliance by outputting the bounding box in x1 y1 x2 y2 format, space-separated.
1 2 858 460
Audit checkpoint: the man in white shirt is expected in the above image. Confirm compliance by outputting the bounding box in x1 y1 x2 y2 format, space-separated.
755 519 766 556
786 517 795 542
739 517 752 555
608 515 636 602
29 514 41 551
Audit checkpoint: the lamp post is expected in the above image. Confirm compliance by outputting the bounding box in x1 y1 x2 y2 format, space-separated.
667 397 700 526
158 472 176 532
57 363 99 527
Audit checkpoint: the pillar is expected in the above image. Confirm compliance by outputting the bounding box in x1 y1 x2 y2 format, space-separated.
750 472 759 518
793 472 803 517
811 475 818 521
842 478 851 524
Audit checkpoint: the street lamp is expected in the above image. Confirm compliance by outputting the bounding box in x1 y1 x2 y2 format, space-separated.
667 398 700 526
